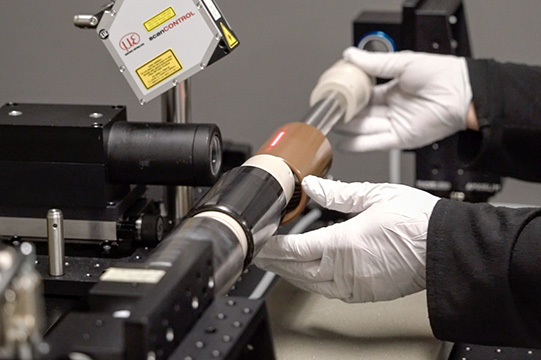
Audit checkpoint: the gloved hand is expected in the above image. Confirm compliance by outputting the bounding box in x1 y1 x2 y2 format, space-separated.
334 48 473 152
254 175 440 303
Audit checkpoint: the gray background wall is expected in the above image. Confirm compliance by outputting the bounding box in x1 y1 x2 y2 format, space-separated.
0 1 539 205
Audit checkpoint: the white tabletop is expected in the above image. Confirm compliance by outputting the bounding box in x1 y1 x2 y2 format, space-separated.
266 279 451 360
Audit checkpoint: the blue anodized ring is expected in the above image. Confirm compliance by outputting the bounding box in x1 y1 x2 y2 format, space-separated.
357 30 397 52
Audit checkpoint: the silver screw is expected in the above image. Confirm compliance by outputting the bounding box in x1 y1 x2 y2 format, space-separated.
192 296 199 309
8 110 22 117
166 327 174 342
89 113 103 119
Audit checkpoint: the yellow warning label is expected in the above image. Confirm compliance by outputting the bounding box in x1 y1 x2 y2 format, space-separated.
144 7 176 32
220 22 239 49
136 49 183 89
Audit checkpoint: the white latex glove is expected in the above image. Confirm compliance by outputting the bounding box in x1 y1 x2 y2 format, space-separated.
254 175 440 303
334 48 473 152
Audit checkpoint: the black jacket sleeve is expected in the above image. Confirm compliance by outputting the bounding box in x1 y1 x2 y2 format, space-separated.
458 59 541 181
426 59 541 348
427 200 541 348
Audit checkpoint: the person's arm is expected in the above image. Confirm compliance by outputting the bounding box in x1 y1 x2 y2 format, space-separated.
428 199 541 348
254 175 541 348
255 51 541 349
459 59 541 181
337 50 541 181
427 60 541 347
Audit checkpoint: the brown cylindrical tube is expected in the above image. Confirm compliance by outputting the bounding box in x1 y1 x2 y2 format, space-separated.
256 122 332 223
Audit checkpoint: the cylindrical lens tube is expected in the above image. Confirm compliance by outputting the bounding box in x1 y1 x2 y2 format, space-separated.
106 122 222 186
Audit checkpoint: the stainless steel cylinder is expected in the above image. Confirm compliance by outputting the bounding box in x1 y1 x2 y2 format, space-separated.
147 165 289 294
148 216 245 295
148 87 350 294
47 209 65 277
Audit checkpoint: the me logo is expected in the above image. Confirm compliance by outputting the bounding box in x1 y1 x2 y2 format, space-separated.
99 29 109 40
119 33 141 52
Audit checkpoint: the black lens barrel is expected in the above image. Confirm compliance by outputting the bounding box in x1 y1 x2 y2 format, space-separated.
107 122 222 186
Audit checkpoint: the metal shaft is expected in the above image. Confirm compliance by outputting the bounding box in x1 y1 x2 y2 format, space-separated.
162 80 193 223
47 209 64 277
302 91 345 135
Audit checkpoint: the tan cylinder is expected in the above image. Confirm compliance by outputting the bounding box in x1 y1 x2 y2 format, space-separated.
256 122 332 223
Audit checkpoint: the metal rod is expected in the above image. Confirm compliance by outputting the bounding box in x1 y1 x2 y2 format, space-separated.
302 91 345 135
162 80 192 224
47 209 64 277
73 14 99 28
389 149 401 183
